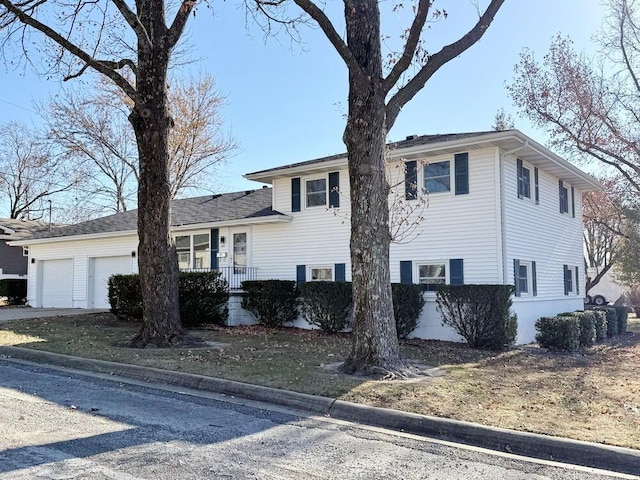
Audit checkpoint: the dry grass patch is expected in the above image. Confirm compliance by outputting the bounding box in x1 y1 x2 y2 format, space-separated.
0 313 638 449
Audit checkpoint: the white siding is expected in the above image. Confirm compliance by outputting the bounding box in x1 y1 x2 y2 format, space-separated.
27 235 138 308
502 155 585 343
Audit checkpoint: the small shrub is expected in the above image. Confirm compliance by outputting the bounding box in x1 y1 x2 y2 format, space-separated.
557 311 596 347
612 305 629 334
436 284 517 350
391 283 425 339
535 316 580 352
179 271 229 328
593 306 619 337
241 280 298 328
109 272 229 327
299 281 352 334
108 274 143 320
0 279 27 305
591 310 608 342
624 286 640 315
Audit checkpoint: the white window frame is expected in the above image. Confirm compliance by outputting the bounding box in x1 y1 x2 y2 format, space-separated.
423 160 452 195
566 265 579 295
416 261 447 292
517 260 533 297
309 265 334 281
22 246 29 257
174 231 211 270
305 176 328 208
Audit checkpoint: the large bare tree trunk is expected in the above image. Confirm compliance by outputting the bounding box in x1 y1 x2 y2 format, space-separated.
128 5 183 347
340 1 407 376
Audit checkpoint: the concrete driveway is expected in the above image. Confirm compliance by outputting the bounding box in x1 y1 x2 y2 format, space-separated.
0 307 108 323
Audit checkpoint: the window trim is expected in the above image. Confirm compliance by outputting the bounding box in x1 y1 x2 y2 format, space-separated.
517 260 533 297
565 264 579 295
175 231 211 270
517 159 536 203
22 246 29 257
416 261 448 292
308 265 334 281
423 159 452 195
305 176 328 208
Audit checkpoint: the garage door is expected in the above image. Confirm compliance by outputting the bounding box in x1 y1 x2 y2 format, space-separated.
90 256 134 309
41 259 73 308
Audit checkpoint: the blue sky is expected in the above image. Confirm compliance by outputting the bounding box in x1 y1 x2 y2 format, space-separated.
0 1 605 196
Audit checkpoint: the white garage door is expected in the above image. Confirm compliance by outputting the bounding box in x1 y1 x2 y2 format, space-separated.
40 259 73 308
90 256 134 309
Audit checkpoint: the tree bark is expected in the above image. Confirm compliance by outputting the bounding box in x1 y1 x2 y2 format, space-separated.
128 4 183 347
340 0 408 376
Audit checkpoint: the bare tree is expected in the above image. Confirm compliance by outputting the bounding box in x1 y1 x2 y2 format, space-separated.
492 108 515 131
43 73 235 215
508 0 640 194
250 0 505 376
0 121 80 219
0 0 198 347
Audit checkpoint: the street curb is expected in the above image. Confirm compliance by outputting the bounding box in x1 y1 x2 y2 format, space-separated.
1 345 639 476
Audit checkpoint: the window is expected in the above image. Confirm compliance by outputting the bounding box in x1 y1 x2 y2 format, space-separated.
22 246 29 257
514 259 536 297
519 166 531 199
233 232 247 274
310 266 333 281
306 178 327 207
518 263 529 294
424 161 450 193
559 181 569 214
564 265 579 295
418 263 446 291
176 233 210 270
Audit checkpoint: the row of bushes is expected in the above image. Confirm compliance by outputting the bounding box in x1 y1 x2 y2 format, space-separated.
109 272 229 327
535 306 629 352
0 279 27 305
241 280 425 339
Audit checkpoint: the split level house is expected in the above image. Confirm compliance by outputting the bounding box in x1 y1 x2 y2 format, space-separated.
10 130 601 344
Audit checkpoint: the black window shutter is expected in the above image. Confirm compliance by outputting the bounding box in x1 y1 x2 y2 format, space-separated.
296 265 306 284
571 186 575 218
210 228 219 270
532 261 537 297
291 178 301 212
449 259 464 285
575 266 579 294
513 259 521 297
563 264 569 295
329 172 340 208
400 261 413 284
517 159 523 199
534 167 539 205
405 161 417 200
335 263 346 282
454 153 469 195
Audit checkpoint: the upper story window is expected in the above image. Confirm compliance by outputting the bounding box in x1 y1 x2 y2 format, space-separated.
306 178 327 207
424 161 451 193
517 159 538 203
519 166 531 199
176 233 210 270
559 183 569 214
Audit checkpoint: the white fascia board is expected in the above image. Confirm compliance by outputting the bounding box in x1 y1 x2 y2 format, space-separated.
8 215 293 247
244 157 347 183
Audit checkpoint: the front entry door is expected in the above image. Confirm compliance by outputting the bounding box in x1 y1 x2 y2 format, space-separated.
230 231 248 289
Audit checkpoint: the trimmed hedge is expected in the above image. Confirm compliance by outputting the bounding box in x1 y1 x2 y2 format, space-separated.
557 311 596 347
108 272 229 327
436 284 517 350
391 283 426 339
241 280 298 327
299 281 352 333
536 316 580 352
613 305 629 334
593 306 619 338
591 310 608 342
0 279 27 305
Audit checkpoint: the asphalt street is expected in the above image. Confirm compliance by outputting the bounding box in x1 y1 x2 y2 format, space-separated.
0 360 631 480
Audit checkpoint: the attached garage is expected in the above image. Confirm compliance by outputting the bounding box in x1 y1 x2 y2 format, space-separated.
39 259 73 307
89 256 134 309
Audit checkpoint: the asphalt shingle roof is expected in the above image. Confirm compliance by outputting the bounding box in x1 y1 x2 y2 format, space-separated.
0 219 53 239
23 188 283 241
246 131 503 176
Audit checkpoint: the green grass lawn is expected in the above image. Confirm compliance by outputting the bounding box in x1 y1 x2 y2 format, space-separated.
1 312 639 449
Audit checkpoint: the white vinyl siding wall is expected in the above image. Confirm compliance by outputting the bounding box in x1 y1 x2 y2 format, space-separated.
502 154 584 342
26 235 138 308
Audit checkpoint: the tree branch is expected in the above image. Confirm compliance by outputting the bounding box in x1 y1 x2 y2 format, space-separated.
293 0 367 87
109 0 152 49
167 0 196 49
0 0 137 101
386 0 505 129
383 0 430 94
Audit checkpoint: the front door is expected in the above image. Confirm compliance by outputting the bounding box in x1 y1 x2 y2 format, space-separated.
230 230 249 289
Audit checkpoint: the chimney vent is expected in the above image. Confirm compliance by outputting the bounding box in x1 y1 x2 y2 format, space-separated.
406 134 418 140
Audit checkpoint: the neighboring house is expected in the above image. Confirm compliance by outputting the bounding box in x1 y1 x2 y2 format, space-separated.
10 130 601 344
0 219 50 280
